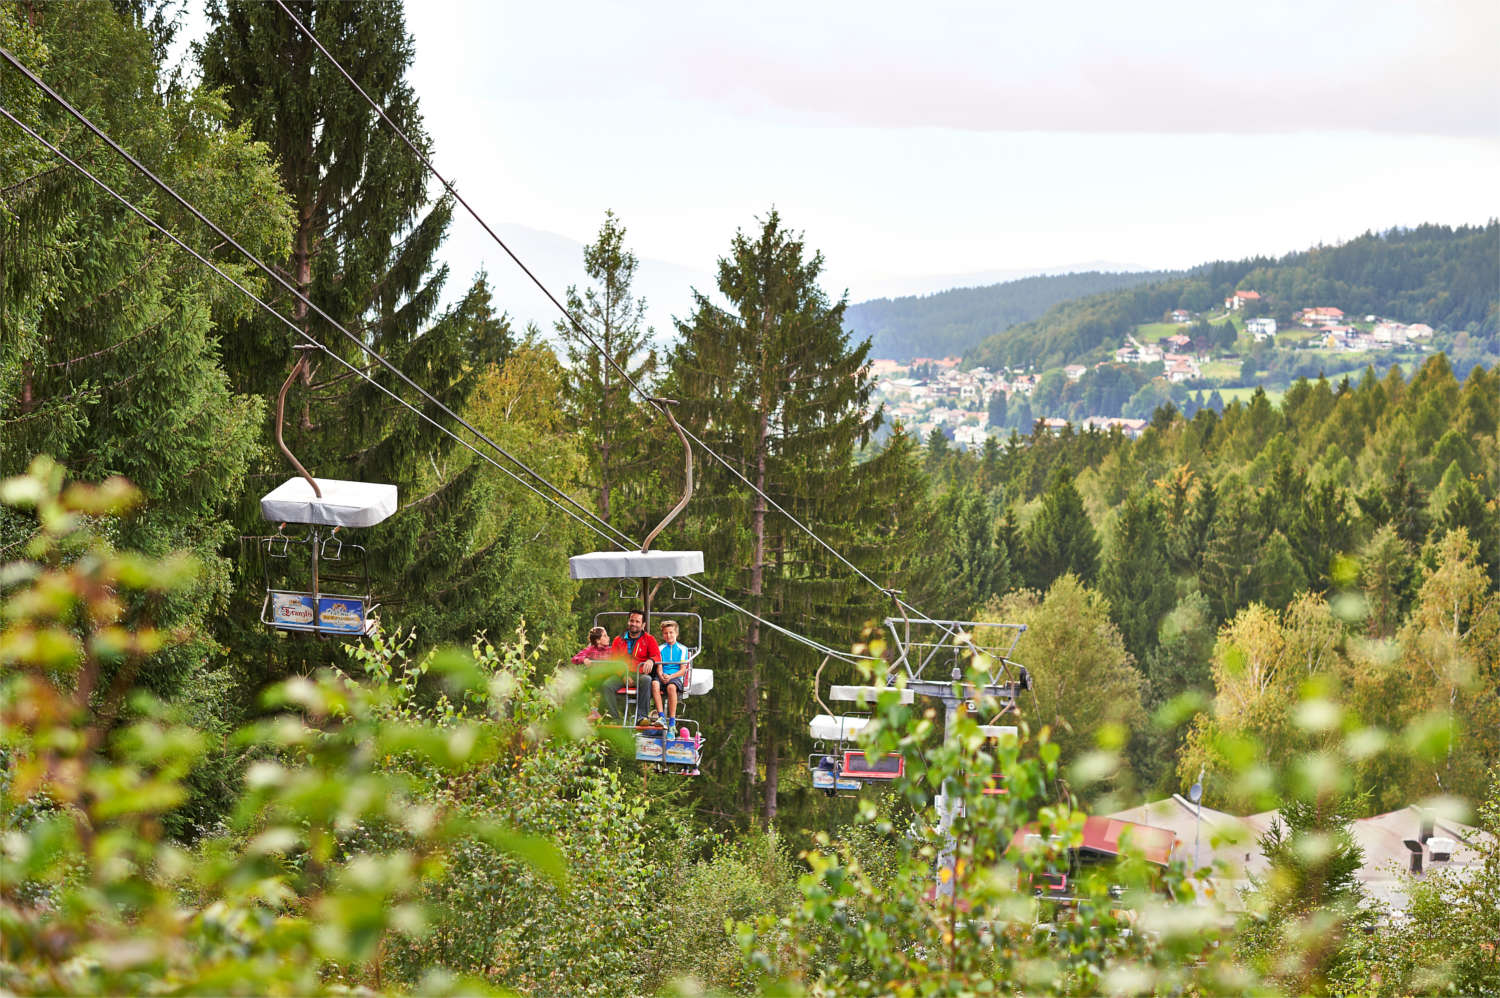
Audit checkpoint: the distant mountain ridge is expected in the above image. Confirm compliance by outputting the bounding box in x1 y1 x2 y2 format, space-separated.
844 270 1178 362
963 222 1500 372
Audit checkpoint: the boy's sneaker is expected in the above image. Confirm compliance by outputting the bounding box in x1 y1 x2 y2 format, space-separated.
644 710 662 727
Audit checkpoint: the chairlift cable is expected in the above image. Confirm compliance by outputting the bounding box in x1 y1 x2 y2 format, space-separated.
0 45 632 559
0 103 632 556
0 91 853 666
271 0 946 630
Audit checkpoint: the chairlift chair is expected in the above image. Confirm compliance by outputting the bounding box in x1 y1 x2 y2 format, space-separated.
806 656 909 796
257 347 396 638
568 397 710 775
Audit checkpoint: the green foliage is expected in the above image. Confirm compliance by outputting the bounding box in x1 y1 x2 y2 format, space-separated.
983 576 1145 779
737 655 1243 997
1018 465 1099 590
1098 490 1175 662
199 0 516 678
1356 773 1500 996
845 270 1177 362
668 208 901 821
1 457 536 994
1 0 291 697
1236 793 1374 995
935 484 1008 615
965 223 1499 372
555 211 662 536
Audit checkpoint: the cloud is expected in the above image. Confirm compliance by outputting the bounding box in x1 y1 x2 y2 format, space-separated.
471 0 1500 137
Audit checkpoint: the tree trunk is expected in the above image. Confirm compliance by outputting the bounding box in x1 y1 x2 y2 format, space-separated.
293 178 313 429
741 404 768 817
762 683 779 824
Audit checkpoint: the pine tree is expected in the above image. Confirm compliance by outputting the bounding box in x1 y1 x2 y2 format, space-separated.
1201 477 1268 621
977 434 1002 492
1288 478 1355 589
555 211 660 532
987 389 1006 429
1019 465 1099 590
199 1 514 682
669 209 880 822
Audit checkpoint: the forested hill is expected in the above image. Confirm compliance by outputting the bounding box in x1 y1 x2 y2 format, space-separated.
844 270 1176 361
964 222 1500 371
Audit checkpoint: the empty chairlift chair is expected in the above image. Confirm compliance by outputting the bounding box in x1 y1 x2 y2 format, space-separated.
807 656 912 796
257 347 396 638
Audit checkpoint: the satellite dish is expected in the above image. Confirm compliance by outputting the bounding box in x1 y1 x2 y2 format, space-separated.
1189 782 1203 804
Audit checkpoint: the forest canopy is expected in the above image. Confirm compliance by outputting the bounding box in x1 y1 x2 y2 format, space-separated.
1 3 1497 996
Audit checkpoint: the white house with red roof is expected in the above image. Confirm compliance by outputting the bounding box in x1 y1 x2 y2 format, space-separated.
1224 290 1261 311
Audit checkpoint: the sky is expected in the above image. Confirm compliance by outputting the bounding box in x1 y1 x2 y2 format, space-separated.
177 0 1500 335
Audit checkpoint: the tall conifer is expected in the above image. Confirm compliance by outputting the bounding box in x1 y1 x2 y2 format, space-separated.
1019 465 1099 590
668 209 879 821
1 2 291 693
199 1 513 682
555 211 660 535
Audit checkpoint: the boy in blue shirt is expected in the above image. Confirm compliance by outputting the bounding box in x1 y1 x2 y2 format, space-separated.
653 619 692 735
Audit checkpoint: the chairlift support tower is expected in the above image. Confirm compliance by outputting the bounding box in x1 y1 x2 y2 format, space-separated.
808 602 1033 895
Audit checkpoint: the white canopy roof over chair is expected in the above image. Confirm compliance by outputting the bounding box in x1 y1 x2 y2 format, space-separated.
568 550 704 579
260 477 397 528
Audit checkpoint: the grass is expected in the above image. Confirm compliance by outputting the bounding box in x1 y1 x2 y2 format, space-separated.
1201 359 1241 380
1216 385 1287 405
1134 322 1184 342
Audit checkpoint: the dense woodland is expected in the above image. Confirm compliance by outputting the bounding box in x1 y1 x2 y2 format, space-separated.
843 269 1175 362
2 3 1498 995
964 223 1500 373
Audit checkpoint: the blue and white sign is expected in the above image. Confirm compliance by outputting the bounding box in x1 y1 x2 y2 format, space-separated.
270 592 316 628
268 591 366 634
316 596 365 634
663 738 698 765
635 735 664 762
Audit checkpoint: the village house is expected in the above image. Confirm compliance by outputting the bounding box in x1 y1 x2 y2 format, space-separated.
1298 306 1345 326
1082 416 1149 438
1247 317 1277 341
1164 333 1192 350
1064 364 1087 382
1224 290 1261 310
952 425 988 450
1170 309 1192 323
1164 352 1201 383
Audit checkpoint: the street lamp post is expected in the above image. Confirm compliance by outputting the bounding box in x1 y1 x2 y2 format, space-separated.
1189 768 1205 872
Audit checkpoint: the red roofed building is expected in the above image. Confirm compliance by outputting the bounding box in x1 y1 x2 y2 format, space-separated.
1225 290 1262 310
1298 306 1345 326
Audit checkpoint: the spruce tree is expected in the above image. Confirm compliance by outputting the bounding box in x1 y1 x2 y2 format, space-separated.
668 209 880 822
555 211 660 533
1239 794 1373 995
1288 478 1354 589
1098 490 1175 662
1 2 291 695
938 484 1004 615
199 0 513 683
1019 465 1099 590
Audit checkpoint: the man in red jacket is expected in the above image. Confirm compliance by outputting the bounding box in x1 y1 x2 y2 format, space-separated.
601 610 661 722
